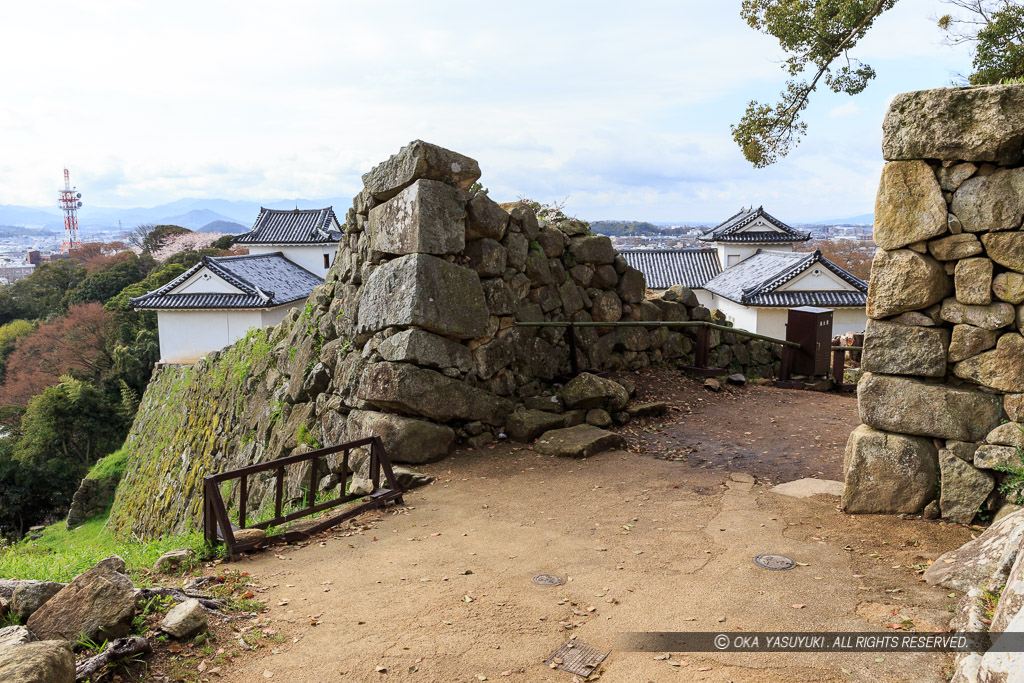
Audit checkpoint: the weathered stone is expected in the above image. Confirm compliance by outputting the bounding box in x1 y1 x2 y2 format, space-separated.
0 640 74 683
992 539 1024 633
362 140 481 200
392 465 434 490
616 267 646 304
951 167 1024 233
357 254 488 338
358 362 513 426
556 219 590 236
535 226 566 258
559 281 584 316
948 212 963 234
866 249 951 319
954 257 993 305
841 425 938 514
926 233 982 261
505 409 568 443
464 238 507 277
948 324 1000 362
503 203 540 240
922 500 940 519
938 162 978 192
979 606 1024 678
161 598 207 639
473 338 514 379
1006 393 1024 422
889 310 936 326
986 421 1024 449
873 160 948 250
940 298 1015 330
561 373 629 412
585 408 612 428
27 556 135 643
626 402 668 419
857 372 1004 442
993 502 1024 524
502 232 528 270
590 265 618 289
377 328 473 373
368 179 466 256
11 582 64 621
663 285 699 307
861 319 949 377
152 549 193 574
524 395 563 413
974 444 1019 470
481 278 517 317
233 528 266 543
939 450 995 524
465 193 509 241
993 271 1024 304
568 235 615 265
590 290 622 324
954 332 1024 392
0 626 33 650
524 248 552 285
534 425 625 459
347 410 454 464
981 232 1024 273
569 264 593 287
924 508 1024 591
881 85 1024 165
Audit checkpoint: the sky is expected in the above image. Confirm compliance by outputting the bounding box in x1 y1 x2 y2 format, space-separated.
0 1 975 223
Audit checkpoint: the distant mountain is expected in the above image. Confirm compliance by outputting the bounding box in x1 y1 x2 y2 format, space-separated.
156 209 243 231
812 213 874 225
0 205 63 229
0 226 58 238
590 220 673 237
199 219 248 234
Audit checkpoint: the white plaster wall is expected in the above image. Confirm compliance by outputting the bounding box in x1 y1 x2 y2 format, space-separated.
175 269 243 294
694 288 714 309
708 295 760 334
248 244 336 276
833 308 867 335
261 305 293 328
157 307 295 363
777 267 858 291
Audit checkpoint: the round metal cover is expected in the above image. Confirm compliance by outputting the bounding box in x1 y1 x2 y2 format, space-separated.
754 553 796 571
532 573 565 586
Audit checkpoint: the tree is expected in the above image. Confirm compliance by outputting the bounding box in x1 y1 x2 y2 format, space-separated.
142 225 192 254
970 5 1024 83
0 259 87 325
65 256 144 306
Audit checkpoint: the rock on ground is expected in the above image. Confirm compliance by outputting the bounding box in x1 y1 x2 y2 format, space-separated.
534 425 626 459
11 582 64 622
347 410 454 464
560 373 629 412
0 640 75 683
939 450 995 524
0 626 34 650
924 509 1024 591
161 598 208 639
841 425 938 514
504 409 567 443
152 549 193 574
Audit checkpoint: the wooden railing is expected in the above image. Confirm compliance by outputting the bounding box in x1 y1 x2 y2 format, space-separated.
203 436 404 558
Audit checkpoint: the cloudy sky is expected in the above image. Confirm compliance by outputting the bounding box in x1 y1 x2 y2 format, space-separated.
1 1 973 222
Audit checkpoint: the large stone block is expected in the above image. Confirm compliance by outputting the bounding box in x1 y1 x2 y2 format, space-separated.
924 508 1024 591
954 257 993 305
940 298 1015 330
347 409 454 464
464 238 507 277
561 373 629 412
357 254 488 338
841 425 937 514
947 324 999 362
981 232 1024 273
534 425 625 459
937 162 977 192
954 332 1024 392
866 249 951 319
861 319 949 377
376 328 472 373
950 167 1024 233
881 85 1024 165
974 444 1019 470
505 409 568 443
368 179 466 256
939 450 994 524
0 640 74 683
872 161 947 250
357 362 513 426
27 556 135 643
857 372 1004 441
362 140 481 201
993 271 1024 304
926 233 981 261
568 235 615 265
465 193 509 241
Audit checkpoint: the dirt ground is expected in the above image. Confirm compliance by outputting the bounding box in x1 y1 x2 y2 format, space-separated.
217 370 975 683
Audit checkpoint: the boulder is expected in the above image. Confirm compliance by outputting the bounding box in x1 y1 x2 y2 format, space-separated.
857 372 1004 442
534 425 626 459
505 409 568 442
978 607 1024 680
953 257 993 306
358 362 513 426
626 402 668 418
881 84 1024 165
392 465 434 490
482 278 518 316
465 193 509 241
993 272 1024 305
585 409 612 428
926 233 982 261
940 298 1015 330
0 626 34 650
946 441 980 463
27 556 136 643
502 232 528 270
590 290 622 323
841 425 938 514
616 267 646 303
954 332 1024 392
974 444 1019 470
951 166 1024 233
947 324 999 362
368 179 466 256
152 549 193 574
938 162 978 192
561 373 629 412
233 528 267 543
861 319 949 377
568 235 615 265
160 598 207 639
939 450 995 524
1008 393 1024 422
524 248 553 285
464 238 507 277
504 203 540 240
535 226 566 258
991 538 1024 632
11 582 64 622
346 410 454 464
472 338 514 380
557 219 590 237
924 508 1024 591
986 421 1024 449
664 284 699 307
982 231 1024 275
357 254 489 338
524 394 563 413
0 640 74 683
377 328 473 373
866 249 951 319
994 502 1024 524
872 160 948 250
362 140 481 200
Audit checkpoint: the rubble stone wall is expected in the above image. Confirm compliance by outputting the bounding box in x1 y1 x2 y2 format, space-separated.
109 140 782 539
844 84 1024 524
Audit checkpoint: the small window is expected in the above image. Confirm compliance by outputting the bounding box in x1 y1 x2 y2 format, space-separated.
323 254 330 269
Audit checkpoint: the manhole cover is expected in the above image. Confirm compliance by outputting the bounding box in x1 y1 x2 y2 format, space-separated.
754 553 796 571
544 639 609 677
532 573 565 586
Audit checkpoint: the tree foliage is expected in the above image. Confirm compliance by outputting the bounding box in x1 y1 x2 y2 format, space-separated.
0 259 87 325
970 4 1024 83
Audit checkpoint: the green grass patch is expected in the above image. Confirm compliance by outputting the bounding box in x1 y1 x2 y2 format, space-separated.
86 447 131 480
0 512 210 584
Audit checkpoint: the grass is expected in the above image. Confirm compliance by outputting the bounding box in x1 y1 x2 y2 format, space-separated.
87 447 131 480
0 512 211 584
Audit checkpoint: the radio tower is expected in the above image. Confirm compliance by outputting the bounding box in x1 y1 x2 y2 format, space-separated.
58 168 82 253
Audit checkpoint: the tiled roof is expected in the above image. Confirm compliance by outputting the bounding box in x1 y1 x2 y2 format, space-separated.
619 248 722 289
234 207 342 245
131 253 324 310
699 206 811 243
703 249 867 307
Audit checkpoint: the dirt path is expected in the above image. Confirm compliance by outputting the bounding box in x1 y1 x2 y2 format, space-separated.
222 375 973 683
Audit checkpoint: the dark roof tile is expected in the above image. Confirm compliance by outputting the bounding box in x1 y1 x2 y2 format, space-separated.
703 249 867 307
699 206 811 243
234 207 343 245
619 248 722 289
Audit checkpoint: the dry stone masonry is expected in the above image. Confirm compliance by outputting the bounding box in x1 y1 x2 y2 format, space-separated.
844 84 1024 526
109 140 781 539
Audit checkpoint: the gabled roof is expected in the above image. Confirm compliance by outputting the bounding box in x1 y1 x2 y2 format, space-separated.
699 206 811 243
703 249 867 307
234 207 342 245
619 248 722 289
130 253 324 310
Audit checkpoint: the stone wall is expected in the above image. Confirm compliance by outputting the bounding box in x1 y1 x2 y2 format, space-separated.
109 140 782 539
843 84 1024 524
64 476 119 530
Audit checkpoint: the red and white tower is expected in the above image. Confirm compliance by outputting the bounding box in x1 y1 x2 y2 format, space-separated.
58 168 82 253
